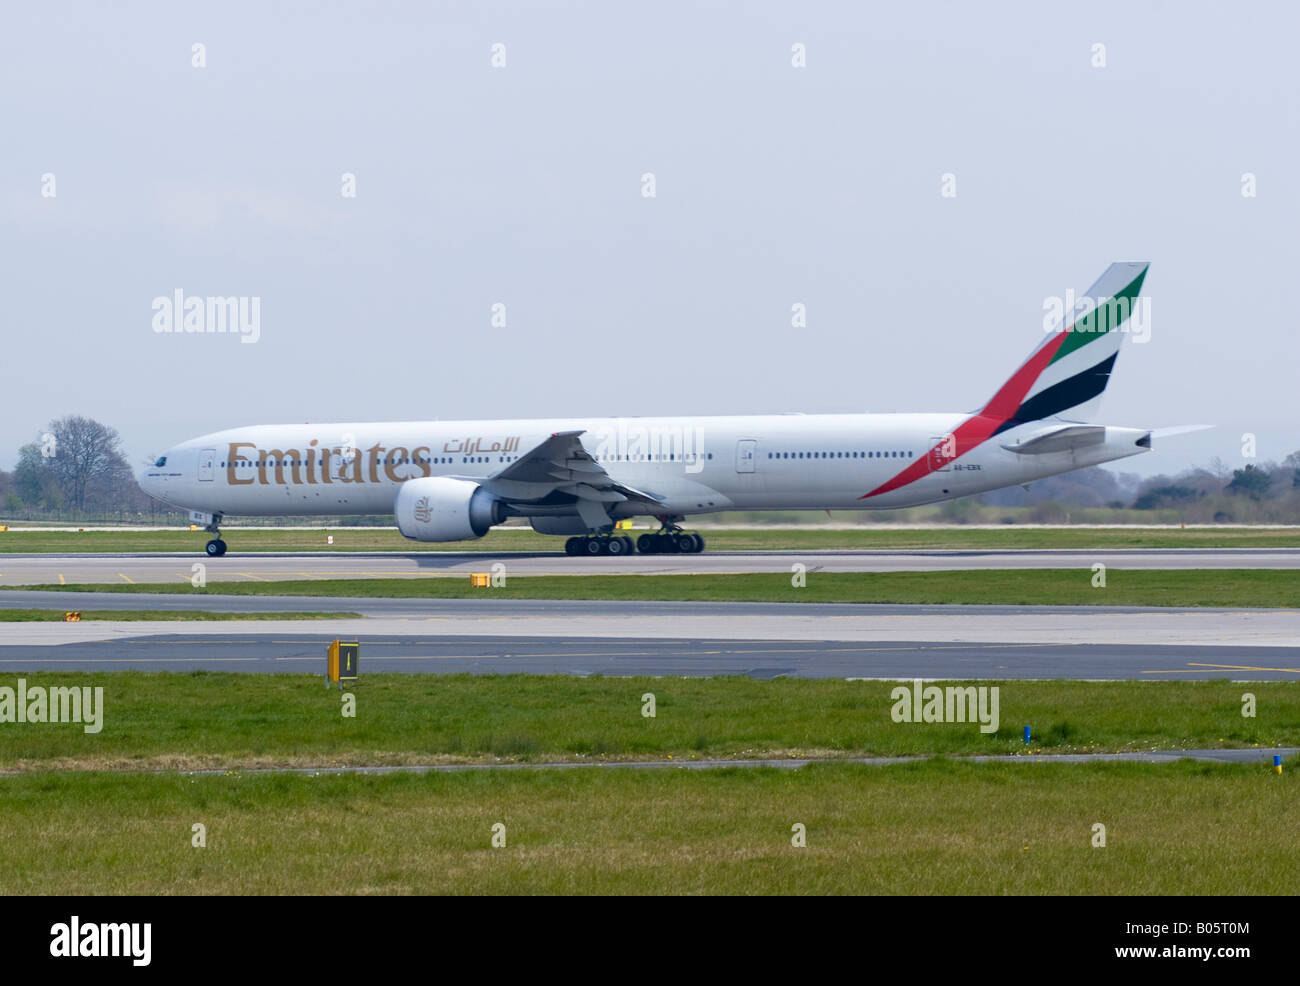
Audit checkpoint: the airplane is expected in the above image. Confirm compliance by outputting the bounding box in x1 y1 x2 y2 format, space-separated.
140 261 1161 558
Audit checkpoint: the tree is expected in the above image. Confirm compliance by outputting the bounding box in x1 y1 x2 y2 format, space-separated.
1226 464 1272 501
13 442 60 508
44 415 133 513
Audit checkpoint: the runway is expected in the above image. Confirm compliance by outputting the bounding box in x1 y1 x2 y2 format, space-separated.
2 594 1298 679
1 547 1299 584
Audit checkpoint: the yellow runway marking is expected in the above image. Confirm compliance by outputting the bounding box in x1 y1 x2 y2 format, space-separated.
1143 662 1300 675
237 572 271 582
59 573 66 585
117 573 135 584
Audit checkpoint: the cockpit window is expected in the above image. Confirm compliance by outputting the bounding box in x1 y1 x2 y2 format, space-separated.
154 456 167 467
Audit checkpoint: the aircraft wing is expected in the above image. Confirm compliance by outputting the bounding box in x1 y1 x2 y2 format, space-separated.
478 430 663 527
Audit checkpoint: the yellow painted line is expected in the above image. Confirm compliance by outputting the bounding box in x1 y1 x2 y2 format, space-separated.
1188 661 1300 673
117 573 135 584
59 573 66 585
237 572 271 582
1143 663 1300 675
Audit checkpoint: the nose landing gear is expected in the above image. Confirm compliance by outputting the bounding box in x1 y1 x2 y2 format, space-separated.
201 513 227 557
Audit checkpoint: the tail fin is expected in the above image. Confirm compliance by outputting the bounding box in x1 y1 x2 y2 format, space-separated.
981 262 1149 434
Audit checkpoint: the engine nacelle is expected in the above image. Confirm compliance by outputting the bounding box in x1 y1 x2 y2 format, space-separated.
394 477 505 542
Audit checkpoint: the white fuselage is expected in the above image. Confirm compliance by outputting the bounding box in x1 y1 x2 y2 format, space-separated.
139 413 1151 524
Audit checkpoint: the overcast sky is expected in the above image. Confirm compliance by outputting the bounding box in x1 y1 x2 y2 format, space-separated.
3 1 1295 479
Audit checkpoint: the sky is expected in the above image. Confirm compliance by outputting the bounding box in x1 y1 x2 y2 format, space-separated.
2 0 1296 480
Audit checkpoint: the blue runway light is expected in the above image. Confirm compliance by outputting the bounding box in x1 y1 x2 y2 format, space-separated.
1023 726 1031 744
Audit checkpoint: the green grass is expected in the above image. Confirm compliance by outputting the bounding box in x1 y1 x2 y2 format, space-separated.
2 525 1299 553
2 674 1295 772
14 569 1300 607
1 759 1296 894
0 609 360 622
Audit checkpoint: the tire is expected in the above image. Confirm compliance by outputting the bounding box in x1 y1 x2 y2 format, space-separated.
677 533 701 554
691 533 705 554
565 538 581 556
621 536 634 554
607 537 625 556
636 534 656 554
585 538 604 556
205 539 221 557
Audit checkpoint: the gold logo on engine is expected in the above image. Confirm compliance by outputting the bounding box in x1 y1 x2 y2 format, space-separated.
413 496 432 523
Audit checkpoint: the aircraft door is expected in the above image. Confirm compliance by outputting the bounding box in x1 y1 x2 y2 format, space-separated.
198 448 216 482
736 439 757 473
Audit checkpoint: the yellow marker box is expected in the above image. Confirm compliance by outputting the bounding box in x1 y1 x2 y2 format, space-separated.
325 640 360 689
64 612 82 622
470 573 490 588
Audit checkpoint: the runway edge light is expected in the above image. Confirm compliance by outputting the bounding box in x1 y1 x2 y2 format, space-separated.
1275 755 1283 775
1023 725 1031 744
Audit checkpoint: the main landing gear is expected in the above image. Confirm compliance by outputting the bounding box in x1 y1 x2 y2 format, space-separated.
563 530 705 555
565 535 635 556
635 529 705 554
202 513 227 557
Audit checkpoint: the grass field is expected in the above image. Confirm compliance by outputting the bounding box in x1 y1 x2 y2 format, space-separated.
2 674 1294 771
5 674 1296 895
15 569 1300 607
1 760 1296 894
3 525 1300 553
0 609 359 622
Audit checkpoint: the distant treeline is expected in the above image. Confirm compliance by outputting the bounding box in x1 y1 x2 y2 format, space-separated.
966 452 1300 524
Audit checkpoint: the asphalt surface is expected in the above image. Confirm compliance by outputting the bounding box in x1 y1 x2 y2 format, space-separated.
2 594 1297 679
1 547 1299 584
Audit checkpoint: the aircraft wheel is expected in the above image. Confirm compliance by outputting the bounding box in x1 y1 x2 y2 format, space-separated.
565 537 581 556
691 533 705 554
205 539 222 557
607 536 626 556
585 538 604 556
636 534 657 554
621 536 634 554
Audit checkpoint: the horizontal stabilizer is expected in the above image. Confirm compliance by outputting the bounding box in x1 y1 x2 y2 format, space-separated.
1150 424 1215 439
1001 424 1106 455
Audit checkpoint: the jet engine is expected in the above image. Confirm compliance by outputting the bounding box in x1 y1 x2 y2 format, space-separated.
394 477 506 542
